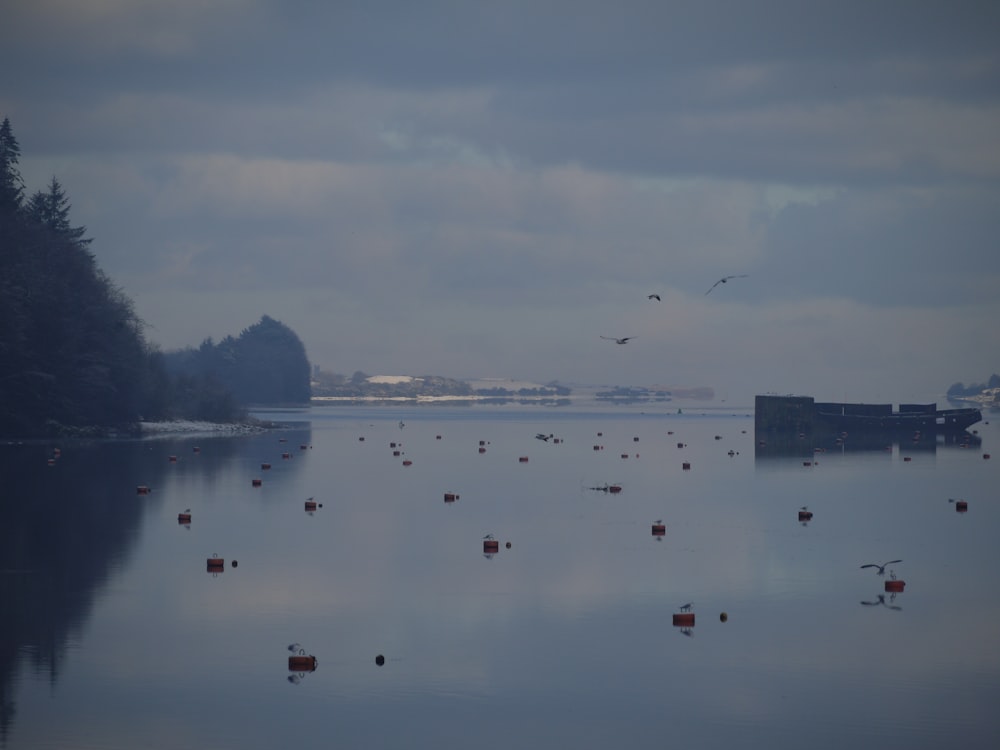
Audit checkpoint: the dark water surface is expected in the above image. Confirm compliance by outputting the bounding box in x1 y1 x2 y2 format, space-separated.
3 405 998 749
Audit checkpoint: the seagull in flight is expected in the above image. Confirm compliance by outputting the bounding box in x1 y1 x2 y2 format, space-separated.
648 294 661 301
705 274 749 295
860 559 902 576
601 336 636 344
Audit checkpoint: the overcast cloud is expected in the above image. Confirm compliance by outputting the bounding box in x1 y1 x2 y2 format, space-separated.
3 0 998 404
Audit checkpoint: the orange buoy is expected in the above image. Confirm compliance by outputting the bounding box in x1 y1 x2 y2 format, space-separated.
955 500 968 512
884 580 905 593
288 655 317 672
444 493 459 502
207 555 225 571
672 613 695 627
178 512 192 523
483 539 499 553
682 462 691 470
608 485 622 493
798 511 813 521
261 462 271 470
402 460 413 466
304 500 317 511
518 456 529 463
651 523 666 536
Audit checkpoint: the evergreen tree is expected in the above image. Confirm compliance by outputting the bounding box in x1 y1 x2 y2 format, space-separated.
0 116 25 213
25 176 91 246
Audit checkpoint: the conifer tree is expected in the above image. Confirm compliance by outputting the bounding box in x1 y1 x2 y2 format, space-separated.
26 176 92 246
0 116 26 213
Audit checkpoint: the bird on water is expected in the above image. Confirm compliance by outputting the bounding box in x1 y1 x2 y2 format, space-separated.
705 274 749 295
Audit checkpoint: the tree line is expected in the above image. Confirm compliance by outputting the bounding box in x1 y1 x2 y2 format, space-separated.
0 116 311 438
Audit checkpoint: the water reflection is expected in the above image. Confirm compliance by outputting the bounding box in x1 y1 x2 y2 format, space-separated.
0 430 306 747
2 410 998 749
754 427 982 459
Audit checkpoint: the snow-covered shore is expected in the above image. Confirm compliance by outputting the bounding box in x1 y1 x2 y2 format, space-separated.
138 420 273 437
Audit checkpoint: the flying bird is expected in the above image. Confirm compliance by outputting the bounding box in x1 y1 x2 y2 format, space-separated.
648 294 661 301
705 274 749 295
601 336 636 344
860 560 902 576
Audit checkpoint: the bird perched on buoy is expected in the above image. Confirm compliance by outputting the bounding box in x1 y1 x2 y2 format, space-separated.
705 274 748 295
678 602 693 612
860 559 902 576
601 336 635 344
648 294 661 301
535 433 554 441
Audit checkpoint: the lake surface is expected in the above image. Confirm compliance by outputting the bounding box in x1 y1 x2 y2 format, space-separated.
3 403 998 749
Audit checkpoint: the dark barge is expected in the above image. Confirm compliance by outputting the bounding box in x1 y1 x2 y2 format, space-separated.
755 395 982 435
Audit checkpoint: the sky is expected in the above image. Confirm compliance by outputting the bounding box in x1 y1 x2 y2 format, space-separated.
2 0 999 405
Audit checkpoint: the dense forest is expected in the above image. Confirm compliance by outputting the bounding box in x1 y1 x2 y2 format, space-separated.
947 374 1000 400
0 117 310 438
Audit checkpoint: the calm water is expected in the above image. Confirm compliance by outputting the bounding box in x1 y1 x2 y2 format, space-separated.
2 404 998 749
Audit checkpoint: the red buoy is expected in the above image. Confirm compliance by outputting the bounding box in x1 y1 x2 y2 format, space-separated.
282 452 291 459
672 613 695 627
478 447 486 453
608 485 622 493
984 454 991 460
621 453 629 459
518 456 529 463
207 556 225 571
261 462 271 470
136 485 151 495
955 500 968 512
444 493 459 502
903 456 912 462
884 580 905 593
288 655 317 672
251 478 262 487
402 460 413 466
682 462 691 470
798 511 813 521
651 523 666 536
304 500 317 511
178 512 192 524
483 539 499 553
169 455 178 463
